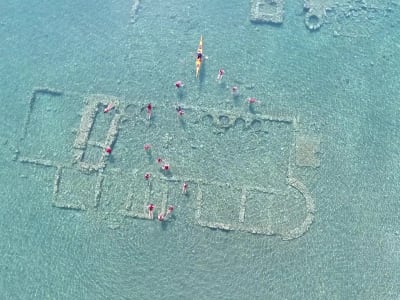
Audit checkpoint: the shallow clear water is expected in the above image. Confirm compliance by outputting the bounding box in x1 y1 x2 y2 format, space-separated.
1 0 400 299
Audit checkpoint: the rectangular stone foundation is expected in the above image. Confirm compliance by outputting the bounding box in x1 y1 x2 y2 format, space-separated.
250 0 285 24
17 88 318 240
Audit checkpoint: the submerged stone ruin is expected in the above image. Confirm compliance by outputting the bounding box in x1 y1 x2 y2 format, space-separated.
250 0 394 32
16 88 320 240
250 0 285 24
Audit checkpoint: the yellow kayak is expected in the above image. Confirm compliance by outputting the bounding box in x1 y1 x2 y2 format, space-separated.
195 35 203 78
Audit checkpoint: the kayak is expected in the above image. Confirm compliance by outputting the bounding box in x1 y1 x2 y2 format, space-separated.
195 35 203 78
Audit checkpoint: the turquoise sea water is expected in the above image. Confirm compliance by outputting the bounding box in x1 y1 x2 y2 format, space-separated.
1 0 400 299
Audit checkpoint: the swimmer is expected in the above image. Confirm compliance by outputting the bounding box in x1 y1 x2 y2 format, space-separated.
165 205 174 218
217 69 225 81
157 212 165 221
176 106 184 117
175 81 184 88
104 103 115 113
147 103 153 120
182 182 188 194
147 203 155 219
